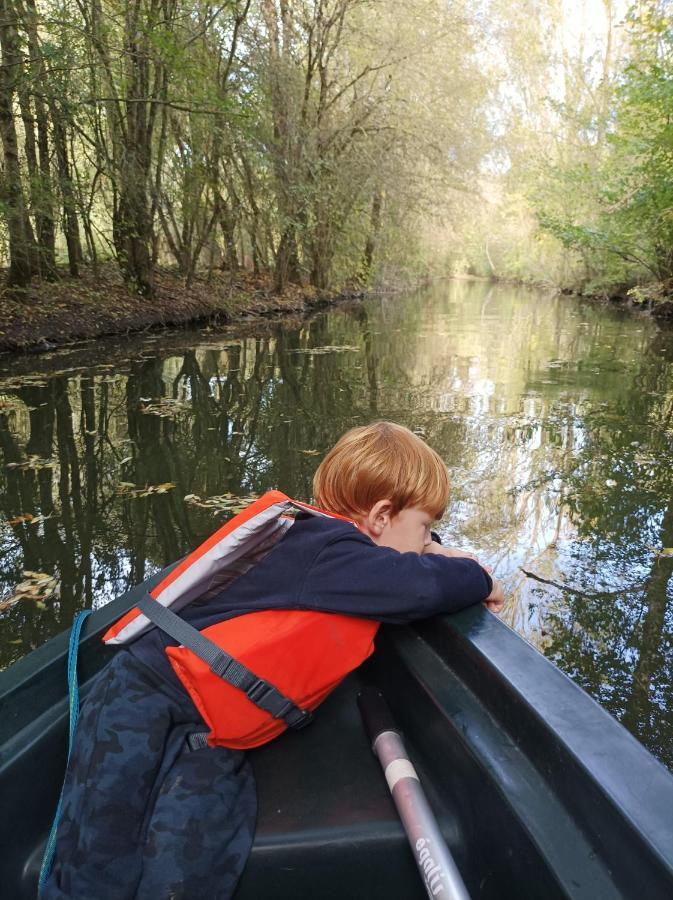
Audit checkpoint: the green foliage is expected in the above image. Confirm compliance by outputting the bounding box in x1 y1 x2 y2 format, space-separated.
533 2 673 292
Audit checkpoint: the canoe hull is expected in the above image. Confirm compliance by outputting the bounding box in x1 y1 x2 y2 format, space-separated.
2 577 673 899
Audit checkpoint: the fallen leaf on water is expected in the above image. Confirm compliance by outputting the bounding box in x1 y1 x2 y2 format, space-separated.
0 395 24 413
6 456 56 471
287 345 360 355
29 514 53 527
22 570 56 582
139 398 192 418
646 546 673 559
0 570 60 609
300 449 320 456
184 492 257 514
6 513 53 527
117 482 176 498
7 514 35 526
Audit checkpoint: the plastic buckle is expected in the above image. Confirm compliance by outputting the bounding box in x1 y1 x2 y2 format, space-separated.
288 709 314 730
247 679 273 704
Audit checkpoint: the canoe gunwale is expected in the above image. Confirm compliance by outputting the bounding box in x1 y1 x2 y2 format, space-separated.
413 608 673 882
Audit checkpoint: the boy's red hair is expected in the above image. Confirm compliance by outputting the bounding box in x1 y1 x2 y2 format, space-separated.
313 422 449 521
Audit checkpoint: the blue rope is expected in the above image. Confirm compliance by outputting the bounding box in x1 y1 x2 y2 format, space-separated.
38 608 92 894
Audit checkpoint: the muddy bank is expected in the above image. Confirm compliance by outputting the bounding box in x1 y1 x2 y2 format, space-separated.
0 266 365 354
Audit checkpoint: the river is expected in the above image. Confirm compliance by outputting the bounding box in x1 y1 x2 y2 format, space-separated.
1 279 672 768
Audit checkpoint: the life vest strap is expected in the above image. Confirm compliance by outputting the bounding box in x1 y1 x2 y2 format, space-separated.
136 595 313 731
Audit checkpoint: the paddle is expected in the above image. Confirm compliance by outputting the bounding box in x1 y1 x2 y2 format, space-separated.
357 686 471 900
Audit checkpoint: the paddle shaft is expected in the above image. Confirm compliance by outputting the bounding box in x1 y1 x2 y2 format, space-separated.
358 688 470 900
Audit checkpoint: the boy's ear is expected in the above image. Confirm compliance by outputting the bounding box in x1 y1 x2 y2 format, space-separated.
363 499 393 538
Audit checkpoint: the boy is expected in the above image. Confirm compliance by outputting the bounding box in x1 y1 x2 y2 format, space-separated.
43 422 503 900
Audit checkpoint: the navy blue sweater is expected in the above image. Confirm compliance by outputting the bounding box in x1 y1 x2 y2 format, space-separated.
128 513 492 689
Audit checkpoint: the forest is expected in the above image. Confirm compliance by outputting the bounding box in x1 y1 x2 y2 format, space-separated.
0 0 670 309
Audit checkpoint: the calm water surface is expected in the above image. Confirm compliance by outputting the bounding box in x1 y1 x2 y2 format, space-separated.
1 281 672 767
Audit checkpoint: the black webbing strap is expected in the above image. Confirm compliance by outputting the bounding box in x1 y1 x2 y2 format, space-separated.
137 595 312 731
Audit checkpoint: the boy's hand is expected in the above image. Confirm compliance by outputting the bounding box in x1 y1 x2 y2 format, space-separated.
423 543 478 562
423 543 504 613
483 579 504 614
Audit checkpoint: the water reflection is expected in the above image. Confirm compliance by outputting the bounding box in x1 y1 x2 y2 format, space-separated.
0 281 672 768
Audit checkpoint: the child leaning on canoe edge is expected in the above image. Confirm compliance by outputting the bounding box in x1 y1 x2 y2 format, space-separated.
41 421 504 900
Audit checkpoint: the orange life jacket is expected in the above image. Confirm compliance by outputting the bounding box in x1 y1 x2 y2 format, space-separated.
103 491 379 749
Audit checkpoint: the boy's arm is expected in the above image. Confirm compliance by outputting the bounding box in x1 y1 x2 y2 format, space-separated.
423 542 504 612
299 532 493 624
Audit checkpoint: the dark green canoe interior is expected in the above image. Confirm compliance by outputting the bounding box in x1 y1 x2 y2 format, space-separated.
2 582 673 899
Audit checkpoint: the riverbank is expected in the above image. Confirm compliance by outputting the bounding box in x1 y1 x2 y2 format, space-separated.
0 266 364 354
560 279 673 319
475 271 673 319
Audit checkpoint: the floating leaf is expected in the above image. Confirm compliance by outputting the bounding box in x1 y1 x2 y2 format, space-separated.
139 398 192 418
6 456 56 471
300 449 320 456
7 513 53 527
29 514 54 527
7 514 35 526
0 395 24 413
1 570 60 609
154 483 176 494
22 570 56 581
646 546 673 559
287 345 360 355
117 482 176 499
184 492 257 515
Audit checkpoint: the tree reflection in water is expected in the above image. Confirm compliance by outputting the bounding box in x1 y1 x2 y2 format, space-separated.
0 281 671 769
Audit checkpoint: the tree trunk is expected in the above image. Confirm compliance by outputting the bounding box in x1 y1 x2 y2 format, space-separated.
0 0 34 288
21 0 56 277
310 216 332 290
362 189 382 279
219 199 239 273
109 0 163 296
51 113 83 276
275 226 301 292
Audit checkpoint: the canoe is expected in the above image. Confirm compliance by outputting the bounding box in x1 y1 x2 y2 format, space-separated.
2 570 673 899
